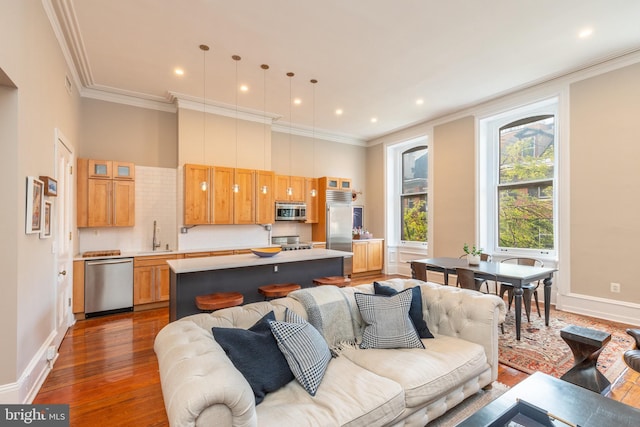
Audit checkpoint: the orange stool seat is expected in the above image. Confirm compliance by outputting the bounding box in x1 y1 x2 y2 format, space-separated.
312 276 351 288
195 292 244 311
258 283 301 300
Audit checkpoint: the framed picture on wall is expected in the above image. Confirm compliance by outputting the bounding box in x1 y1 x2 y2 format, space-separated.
26 176 44 234
353 205 364 230
40 176 58 197
40 201 52 239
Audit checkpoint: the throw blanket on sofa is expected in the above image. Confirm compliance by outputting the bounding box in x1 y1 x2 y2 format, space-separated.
289 286 360 354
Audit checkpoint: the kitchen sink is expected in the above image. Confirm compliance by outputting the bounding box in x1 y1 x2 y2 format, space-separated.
136 249 174 255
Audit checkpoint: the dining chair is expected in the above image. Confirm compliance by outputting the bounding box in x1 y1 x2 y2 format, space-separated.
498 257 543 322
410 261 428 282
624 329 640 374
457 253 493 293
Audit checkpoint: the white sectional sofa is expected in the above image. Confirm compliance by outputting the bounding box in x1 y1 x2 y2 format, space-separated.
154 279 506 426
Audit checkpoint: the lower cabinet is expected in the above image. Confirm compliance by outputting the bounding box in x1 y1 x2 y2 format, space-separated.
352 239 384 276
134 255 177 306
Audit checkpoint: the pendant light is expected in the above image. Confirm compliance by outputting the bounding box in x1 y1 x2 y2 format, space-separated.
232 55 241 193
310 78 318 197
261 64 270 195
199 44 209 192
286 72 294 197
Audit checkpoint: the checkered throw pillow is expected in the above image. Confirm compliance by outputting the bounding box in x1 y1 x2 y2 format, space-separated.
269 308 332 396
355 289 425 349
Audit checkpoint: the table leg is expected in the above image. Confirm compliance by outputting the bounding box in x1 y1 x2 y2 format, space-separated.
544 277 552 327
514 286 523 340
443 270 449 286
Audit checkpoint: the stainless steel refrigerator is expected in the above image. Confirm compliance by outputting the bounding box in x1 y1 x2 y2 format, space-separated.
325 190 353 275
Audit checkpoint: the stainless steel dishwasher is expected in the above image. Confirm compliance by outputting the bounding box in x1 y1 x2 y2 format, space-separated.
85 258 134 317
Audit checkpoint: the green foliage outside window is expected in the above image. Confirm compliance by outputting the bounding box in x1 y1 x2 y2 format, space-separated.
402 198 427 241
498 117 555 249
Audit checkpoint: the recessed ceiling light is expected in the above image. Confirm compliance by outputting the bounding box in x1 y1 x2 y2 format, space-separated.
335 109 343 115
174 68 184 76
416 98 424 105
370 117 378 123
578 28 593 39
294 98 302 105
240 84 249 92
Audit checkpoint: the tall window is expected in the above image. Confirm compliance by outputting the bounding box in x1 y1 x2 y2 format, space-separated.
498 115 555 250
401 146 427 242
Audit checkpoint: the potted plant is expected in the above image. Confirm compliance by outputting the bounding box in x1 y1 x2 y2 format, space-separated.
463 243 483 265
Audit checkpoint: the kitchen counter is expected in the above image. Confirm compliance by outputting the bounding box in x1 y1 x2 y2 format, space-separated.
169 248 352 321
166 248 351 274
74 245 282 261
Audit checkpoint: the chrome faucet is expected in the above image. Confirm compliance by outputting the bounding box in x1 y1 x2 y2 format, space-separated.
152 220 161 251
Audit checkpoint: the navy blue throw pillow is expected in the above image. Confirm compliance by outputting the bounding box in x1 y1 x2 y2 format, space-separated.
373 282 434 339
212 311 294 404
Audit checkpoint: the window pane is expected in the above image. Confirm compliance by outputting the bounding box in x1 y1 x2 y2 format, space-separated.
401 195 427 242
498 184 554 249
499 116 554 185
402 147 427 194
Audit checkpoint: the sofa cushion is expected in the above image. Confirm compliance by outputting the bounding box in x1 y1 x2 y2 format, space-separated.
256 355 405 427
211 311 294 404
355 289 424 350
340 334 488 408
269 308 332 396
374 282 434 339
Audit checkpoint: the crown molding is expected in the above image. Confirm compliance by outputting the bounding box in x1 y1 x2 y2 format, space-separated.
81 86 177 113
169 92 280 125
271 122 366 146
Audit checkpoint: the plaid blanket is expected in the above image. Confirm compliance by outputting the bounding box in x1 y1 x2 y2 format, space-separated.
289 286 360 354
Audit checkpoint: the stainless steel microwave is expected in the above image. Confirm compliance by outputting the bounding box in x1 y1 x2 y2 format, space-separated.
275 202 307 221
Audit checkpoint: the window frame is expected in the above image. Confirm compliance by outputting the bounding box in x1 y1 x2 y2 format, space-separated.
400 145 428 243
479 97 559 259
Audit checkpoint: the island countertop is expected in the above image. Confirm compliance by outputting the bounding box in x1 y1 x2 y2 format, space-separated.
166 248 352 274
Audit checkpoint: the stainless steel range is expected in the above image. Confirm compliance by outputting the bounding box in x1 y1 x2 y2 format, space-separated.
271 235 312 251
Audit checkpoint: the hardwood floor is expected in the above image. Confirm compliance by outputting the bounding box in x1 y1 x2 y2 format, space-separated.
34 274 639 426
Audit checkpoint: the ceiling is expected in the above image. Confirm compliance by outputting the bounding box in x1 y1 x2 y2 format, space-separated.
49 0 640 143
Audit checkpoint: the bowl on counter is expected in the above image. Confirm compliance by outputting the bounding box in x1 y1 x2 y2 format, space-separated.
251 247 282 257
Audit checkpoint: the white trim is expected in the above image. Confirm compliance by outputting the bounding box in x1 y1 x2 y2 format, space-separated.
271 122 366 146
557 292 640 326
83 86 177 113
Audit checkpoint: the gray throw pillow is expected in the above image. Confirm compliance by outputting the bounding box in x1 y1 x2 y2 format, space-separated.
355 289 425 349
374 282 434 339
269 308 332 396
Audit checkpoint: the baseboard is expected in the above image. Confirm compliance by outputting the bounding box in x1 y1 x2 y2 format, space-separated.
556 292 640 326
0 330 58 403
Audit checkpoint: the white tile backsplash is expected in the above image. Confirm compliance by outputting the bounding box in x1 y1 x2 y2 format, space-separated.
78 166 178 253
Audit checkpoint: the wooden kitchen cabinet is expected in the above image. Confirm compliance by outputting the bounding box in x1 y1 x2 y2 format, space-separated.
77 158 135 227
73 260 85 315
183 250 234 258
233 168 255 225
352 239 384 276
305 177 319 224
275 175 305 202
324 177 352 191
184 164 263 225
134 255 176 307
256 170 275 224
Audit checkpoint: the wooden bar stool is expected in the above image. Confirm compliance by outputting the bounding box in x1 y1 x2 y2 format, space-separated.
258 283 301 300
312 276 351 288
195 292 244 312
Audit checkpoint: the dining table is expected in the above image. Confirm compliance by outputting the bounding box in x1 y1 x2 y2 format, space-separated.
412 257 557 340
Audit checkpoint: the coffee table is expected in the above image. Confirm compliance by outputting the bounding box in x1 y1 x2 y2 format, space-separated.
458 372 640 426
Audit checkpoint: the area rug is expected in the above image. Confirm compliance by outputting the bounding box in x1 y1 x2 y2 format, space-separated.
499 305 635 381
426 382 509 426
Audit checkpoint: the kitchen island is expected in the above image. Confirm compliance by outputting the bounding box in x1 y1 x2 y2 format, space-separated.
167 248 352 320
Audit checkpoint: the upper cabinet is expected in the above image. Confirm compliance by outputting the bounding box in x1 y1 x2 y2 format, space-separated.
324 177 351 191
305 177 319 224
275 175 305 202
256 170 275 224
184 164 272 225
77 158 135 228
